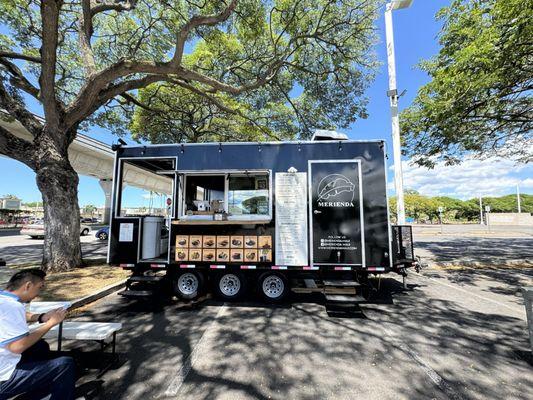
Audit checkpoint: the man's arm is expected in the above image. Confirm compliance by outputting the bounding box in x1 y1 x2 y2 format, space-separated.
25 307 62 323
6 309 67 354
25 312 41 323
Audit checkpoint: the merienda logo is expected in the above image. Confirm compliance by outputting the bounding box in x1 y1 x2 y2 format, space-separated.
317 174 356 207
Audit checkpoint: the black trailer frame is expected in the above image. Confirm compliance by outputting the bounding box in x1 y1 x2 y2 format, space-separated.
107 139 416 301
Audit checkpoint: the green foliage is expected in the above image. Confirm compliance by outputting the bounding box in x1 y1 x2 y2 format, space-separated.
400 0 532 167
482 194 533 213
1 1 380 142
129 84 296 143
22 201 43 208
124 0 380 142
389 192 533 223
83 204 97 215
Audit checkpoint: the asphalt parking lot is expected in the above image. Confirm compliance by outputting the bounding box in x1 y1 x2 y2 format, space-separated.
66 266 532 400
1 224 532 399
412 224 533 266
0 228 107 267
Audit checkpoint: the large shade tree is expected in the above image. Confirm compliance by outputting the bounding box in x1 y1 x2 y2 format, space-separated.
0 0 379 271
401 0 532 167
128 84 298 144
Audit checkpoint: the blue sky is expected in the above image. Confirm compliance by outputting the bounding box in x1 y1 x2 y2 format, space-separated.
0 0 531 206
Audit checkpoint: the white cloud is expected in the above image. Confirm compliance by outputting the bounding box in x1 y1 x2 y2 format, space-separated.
390 157 533 199
141 193 164 199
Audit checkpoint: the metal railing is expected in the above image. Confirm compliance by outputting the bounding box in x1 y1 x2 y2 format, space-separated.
391 225 414 264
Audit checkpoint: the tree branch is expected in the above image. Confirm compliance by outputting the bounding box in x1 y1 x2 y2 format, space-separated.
39 0 62 126
0 80 43 136
0 51 41 63
90 0 137 15
0 124 36 170
0 58 40 99
65 0 238 128
180 61 283 94
79 0 97 76
118 93 161 113
173 80 281 141
69 74 165 124
173 0 238 67
173 80 239 116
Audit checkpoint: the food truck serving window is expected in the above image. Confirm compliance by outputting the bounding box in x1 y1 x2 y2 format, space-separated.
179 171 271 222
228 176 269 215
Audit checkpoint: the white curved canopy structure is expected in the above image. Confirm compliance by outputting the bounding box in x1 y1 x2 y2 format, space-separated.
0 112 172 194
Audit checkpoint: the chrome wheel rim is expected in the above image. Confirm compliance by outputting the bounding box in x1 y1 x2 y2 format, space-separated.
177 273 198 295
262 275 284 299
219 274 241 297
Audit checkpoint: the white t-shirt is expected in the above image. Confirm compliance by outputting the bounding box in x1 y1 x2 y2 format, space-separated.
0 291 28 382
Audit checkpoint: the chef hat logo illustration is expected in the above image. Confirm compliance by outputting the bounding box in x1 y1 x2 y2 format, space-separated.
317 174 355 201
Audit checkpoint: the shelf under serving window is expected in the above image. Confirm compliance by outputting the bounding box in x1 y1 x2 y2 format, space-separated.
172 217 271 225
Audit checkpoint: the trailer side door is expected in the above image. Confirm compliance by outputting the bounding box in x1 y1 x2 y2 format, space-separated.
308 160 365 268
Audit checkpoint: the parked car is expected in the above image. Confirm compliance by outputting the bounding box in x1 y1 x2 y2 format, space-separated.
95 226 109 240
81 217 100 224
21 223 91 239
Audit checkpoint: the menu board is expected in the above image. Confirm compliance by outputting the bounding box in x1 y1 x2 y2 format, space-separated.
275 172 308 265
119 223 134 242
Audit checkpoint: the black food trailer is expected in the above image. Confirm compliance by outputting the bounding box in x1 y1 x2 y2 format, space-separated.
108 133 416 303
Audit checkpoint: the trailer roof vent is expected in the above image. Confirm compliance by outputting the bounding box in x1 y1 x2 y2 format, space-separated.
311 130 348 141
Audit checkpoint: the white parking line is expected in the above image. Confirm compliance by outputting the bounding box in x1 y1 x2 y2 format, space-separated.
162 304 228 397
418 274 525 318
382 325 465 400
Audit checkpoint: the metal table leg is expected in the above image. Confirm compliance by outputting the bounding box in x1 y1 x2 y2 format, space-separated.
57 322 63 351
112 332 116 355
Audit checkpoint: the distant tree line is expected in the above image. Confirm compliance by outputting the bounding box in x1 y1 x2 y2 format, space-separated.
389 191 532 223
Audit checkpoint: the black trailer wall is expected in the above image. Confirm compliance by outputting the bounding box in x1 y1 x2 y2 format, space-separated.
111 141 391 269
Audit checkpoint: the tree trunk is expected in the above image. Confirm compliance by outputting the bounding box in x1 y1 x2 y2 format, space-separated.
35 131 82 272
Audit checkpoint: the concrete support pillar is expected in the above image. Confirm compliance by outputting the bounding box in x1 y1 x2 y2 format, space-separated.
99 179 113 225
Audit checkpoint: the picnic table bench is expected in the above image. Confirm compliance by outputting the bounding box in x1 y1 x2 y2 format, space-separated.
28 302 122 355
37 321 122 355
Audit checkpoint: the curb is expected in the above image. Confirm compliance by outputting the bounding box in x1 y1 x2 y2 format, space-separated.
70 279 127 310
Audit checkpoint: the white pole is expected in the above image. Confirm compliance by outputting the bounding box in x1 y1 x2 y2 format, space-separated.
479 196 483 225
385 3 406 225
517 184 521 213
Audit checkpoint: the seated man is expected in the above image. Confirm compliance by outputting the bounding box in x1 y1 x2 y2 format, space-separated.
0 269 75 400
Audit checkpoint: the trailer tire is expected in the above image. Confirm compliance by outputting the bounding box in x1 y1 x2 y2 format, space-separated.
258 272 288 302
215 273 245 300
173 271 204 300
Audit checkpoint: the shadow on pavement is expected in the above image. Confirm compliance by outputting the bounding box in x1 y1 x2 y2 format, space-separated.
425 267 532 305
416 237 533 264
68 277 532 400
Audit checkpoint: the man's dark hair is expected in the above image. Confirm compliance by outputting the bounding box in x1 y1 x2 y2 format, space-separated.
6 269 46 291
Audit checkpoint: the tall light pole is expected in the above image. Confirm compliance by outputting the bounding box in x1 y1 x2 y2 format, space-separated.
385 0 413 225
517 184 521 213
479 195 483 225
